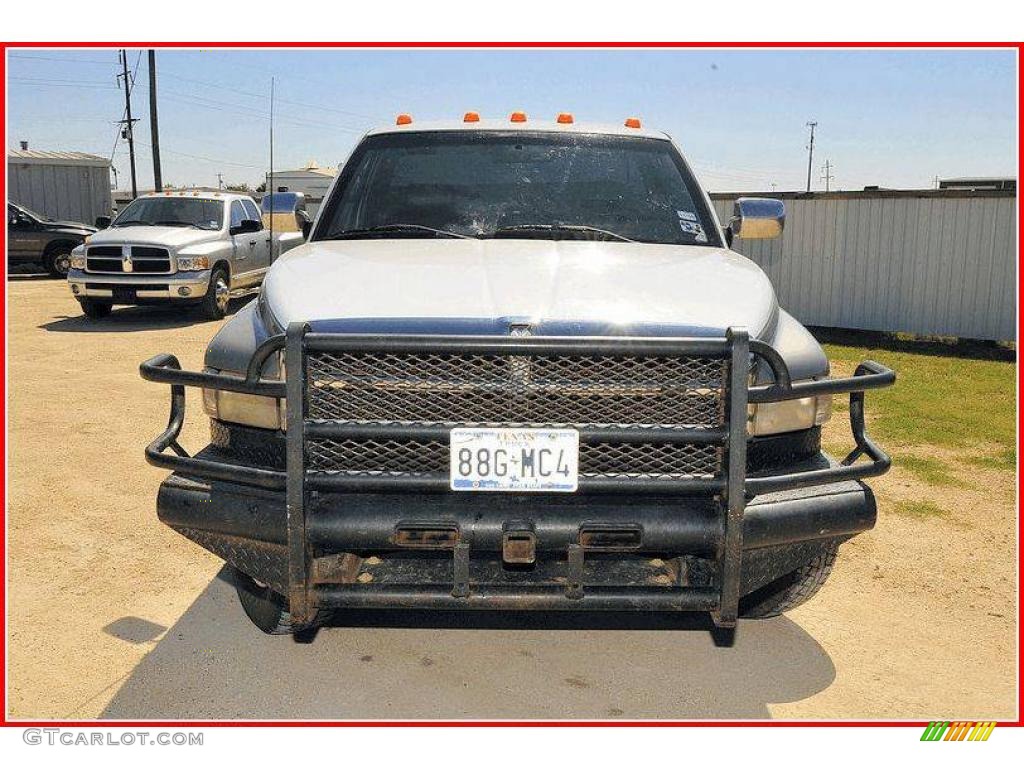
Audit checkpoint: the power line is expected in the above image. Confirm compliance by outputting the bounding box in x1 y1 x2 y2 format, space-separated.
172 50 396 116
9 78 118 89
134 139 263 169
156 69 375 121
9 53 117 65
159 90 366 134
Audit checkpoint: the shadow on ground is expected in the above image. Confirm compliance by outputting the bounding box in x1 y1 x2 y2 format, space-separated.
7 270 57 281
102 567 835 719
38 297 252 334
809 325 1015 362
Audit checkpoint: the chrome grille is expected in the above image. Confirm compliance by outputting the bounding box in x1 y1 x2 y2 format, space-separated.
86 245 171 274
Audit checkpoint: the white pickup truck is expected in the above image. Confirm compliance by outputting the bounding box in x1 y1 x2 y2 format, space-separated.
142 116 894 638
68 190 303 320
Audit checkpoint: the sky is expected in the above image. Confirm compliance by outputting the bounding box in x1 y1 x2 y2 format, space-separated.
5 48 1018 193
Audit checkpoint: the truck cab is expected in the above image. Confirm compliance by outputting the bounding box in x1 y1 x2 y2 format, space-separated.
142 115 894 637
68 190 303 320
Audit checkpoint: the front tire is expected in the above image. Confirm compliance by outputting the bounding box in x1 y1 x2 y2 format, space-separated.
77 297 112 319
46 248 72 278
200 267 230 320
739 543 838 618
233 568 330 635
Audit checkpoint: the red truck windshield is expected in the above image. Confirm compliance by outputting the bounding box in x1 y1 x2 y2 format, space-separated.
317 131 721 246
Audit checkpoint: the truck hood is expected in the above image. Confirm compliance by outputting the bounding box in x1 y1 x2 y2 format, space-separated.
45 219 97 233
87 225 221 249
262 239 779 338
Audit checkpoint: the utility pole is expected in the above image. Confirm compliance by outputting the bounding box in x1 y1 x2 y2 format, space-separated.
118 49 139 199
820 159 834 192
805 121 817 193
148 50 162 192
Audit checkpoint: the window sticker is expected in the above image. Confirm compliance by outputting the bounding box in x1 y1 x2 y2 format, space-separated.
677 210 698 222
678 219 708 242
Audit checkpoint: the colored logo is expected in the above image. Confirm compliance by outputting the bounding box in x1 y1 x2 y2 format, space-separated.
921 721 996 741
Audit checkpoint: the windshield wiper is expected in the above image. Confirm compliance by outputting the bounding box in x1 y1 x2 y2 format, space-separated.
327 223 473 240
153 220 198 228
487 223 635 243
111 219 151 227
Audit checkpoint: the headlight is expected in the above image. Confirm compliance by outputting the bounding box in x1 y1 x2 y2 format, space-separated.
177 255 211 271
203 358 285 430
749 393 832 436
70 255 86 269
203 388 285 430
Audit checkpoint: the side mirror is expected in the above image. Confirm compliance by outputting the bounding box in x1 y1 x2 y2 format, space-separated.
230 219 261 236
301 220 312 240
729 197 785 240
95 216 111 229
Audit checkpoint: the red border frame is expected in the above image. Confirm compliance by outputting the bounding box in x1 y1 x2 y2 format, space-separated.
1 40 1021 729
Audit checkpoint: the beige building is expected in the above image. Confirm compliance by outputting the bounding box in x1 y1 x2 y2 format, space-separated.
267 162 337 215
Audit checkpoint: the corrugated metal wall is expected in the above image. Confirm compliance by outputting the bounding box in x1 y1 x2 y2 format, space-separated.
8 161 112 224
711 192 1017 342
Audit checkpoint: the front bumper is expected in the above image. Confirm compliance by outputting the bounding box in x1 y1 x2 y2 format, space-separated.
141 325 895 627
156 469 876 612
68 267 210 302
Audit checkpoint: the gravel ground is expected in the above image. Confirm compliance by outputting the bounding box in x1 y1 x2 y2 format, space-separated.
6 277 1017 720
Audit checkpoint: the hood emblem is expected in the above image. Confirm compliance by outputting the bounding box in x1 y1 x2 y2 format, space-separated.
121 245 133 273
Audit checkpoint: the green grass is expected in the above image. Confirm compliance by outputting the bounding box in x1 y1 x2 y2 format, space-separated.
820 335 1016 455
964 447 1017 472
891 500 949 519
896 455 962 487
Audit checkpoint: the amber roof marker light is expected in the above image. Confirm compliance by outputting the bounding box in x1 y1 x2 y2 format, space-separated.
557 113 574 124
395 114 413 125
624 117 642 129
510 111 527 122
463 111 480 123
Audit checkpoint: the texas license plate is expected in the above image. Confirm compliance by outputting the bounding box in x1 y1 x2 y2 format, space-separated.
449 427 579 492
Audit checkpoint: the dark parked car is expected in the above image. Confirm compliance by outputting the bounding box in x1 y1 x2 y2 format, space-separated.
6 202 97 277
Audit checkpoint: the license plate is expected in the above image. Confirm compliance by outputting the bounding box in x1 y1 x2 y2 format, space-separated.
450 427 579 492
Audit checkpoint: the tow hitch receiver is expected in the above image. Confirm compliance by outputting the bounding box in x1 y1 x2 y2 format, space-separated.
503 524 537 564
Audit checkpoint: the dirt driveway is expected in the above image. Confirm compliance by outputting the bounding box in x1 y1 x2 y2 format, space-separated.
6 278 1017 720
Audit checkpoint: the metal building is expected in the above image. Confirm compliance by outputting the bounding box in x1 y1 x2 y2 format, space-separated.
7 149 112 224
266 161 336 218
711 189 1017 342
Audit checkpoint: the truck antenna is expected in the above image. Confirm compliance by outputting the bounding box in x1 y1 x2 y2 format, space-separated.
268 77 275 263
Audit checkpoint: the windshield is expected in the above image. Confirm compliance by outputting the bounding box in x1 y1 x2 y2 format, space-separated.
316 131 720 246
12 203 47 221
112 197 224 230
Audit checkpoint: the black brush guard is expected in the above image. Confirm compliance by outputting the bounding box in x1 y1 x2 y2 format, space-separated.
141 323 894 627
